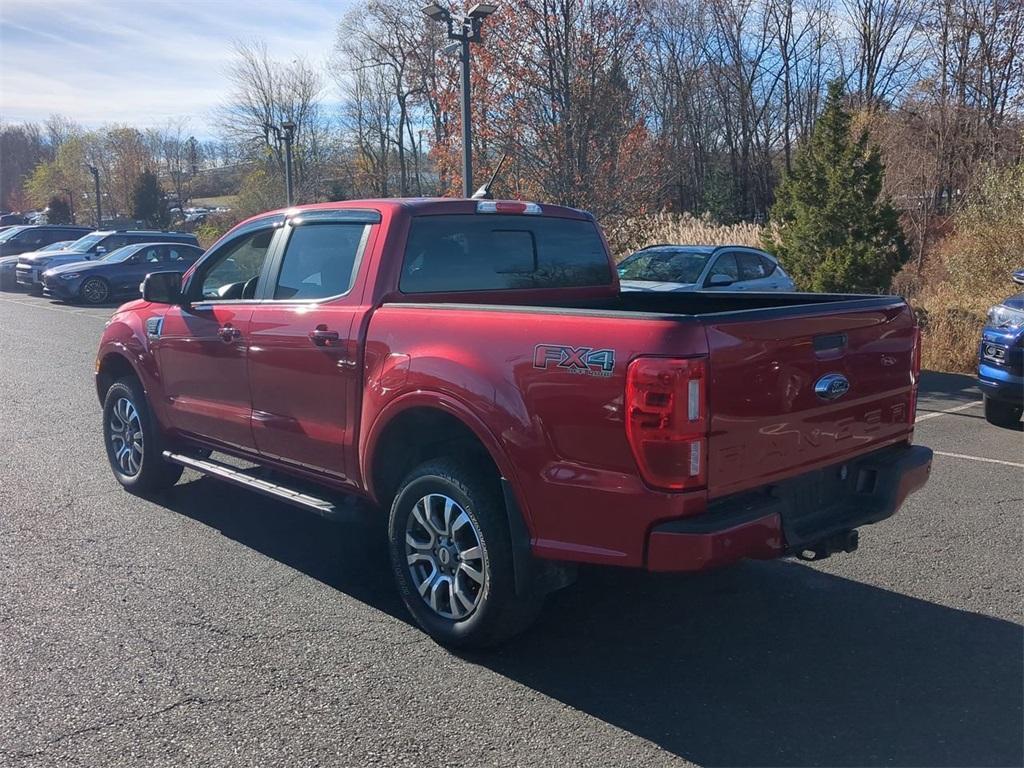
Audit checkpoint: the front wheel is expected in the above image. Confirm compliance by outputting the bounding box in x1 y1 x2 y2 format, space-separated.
80 276 110 304
388 457 543 648
103 378 183 492
984 395 1023 430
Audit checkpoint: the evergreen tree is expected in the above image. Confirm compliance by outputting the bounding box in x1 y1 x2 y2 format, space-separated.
765 80 908 293
130 169 169 228
46 194 72 224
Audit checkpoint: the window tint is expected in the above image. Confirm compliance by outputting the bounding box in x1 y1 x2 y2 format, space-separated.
164 246 196 263
617 249 710 283
759 254 778 277
199 229 274 300
709 253 739 281
736 252 770 281
401 215 610 293
138 246 161 264
273 223 365 300
99 235 129 252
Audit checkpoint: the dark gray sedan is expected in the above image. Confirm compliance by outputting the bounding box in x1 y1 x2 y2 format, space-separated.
42 242 203 304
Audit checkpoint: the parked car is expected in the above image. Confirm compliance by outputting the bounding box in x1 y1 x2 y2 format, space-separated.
43 242 203 304
0 213 28 227
0 224 91 257
1 240 79 291
95 198 931 648
16 229 199 291
978 269 1024 429
617 245 796 292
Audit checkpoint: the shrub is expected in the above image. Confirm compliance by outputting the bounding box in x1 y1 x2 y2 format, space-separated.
765 81 909 293
602 212 764 261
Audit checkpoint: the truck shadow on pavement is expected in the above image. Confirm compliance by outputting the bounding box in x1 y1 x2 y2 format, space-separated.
160 476 1022 768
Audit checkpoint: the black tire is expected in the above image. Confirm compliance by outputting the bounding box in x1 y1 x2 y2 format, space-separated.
388 457 543 648
102 377 183 492
984 395 1023 430
80 276 110 304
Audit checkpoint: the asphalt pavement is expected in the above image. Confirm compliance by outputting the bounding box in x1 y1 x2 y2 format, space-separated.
1 291 1021 767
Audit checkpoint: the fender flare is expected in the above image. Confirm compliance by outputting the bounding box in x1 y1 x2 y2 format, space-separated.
361 391 545 589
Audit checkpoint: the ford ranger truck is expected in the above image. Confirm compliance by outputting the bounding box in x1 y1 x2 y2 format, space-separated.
94 199 933 648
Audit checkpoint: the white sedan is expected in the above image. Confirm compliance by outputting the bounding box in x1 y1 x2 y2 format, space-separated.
618 245 796 292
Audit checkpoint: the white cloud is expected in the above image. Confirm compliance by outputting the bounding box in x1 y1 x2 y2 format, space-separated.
0 0 351 135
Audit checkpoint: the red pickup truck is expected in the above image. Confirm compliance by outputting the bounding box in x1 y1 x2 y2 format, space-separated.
95 198 932 647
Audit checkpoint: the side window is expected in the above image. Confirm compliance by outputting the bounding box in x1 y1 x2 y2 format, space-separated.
197 229 274 300
273 223 365 300
42 231 65 245
759 254 778 277
99 235 129 252
141 246 161 264
736 252 769 281
709 253 740 281
164 247 193 263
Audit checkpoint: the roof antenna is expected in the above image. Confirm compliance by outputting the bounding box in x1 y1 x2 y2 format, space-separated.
471 153 509 200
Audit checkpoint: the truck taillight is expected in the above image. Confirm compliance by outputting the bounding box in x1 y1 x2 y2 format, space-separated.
625 356 708 491
909 324 922 424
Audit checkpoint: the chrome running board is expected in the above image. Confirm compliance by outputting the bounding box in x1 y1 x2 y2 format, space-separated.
162 451 337 515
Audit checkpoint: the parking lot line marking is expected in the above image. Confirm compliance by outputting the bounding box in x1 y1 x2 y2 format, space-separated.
0 295 109 320
915 400 982 423
934 450 1024 468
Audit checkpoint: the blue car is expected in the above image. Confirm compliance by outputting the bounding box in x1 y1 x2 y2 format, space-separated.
978 269 1024 429
42 241 203 304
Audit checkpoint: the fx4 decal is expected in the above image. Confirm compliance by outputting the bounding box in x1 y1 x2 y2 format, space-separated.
533 344 615 377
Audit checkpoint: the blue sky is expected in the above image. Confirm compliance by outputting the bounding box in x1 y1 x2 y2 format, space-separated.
0 0 352 136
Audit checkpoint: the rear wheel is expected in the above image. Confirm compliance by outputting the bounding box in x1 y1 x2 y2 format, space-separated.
388 457 543 648
80 276 110 304
103 378 183 492
984 395 1023 430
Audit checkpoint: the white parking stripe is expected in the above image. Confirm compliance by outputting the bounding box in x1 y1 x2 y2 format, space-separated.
915 400 982 423
934 451 1024 469
0 295 109 320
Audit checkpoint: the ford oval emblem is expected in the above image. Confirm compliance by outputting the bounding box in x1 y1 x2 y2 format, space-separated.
814 373 850 401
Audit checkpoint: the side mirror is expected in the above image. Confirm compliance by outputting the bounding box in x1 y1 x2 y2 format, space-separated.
142 271 184 304
94 246 107 255
706 273 735 288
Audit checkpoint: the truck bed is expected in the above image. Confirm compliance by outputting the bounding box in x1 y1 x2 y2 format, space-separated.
368 290 918 564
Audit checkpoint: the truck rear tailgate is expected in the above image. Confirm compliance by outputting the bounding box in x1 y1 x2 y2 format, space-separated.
703 300 918 498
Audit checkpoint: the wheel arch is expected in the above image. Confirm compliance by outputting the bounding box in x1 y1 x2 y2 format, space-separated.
95 349 138 403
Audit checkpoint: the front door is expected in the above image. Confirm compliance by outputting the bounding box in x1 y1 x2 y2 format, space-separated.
247 212 376 480
153 224 279 452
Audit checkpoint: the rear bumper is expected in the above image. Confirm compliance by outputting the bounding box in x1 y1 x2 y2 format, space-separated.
646 443 932 572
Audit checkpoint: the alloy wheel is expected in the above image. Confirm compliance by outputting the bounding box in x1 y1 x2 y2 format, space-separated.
81 278 108 304
108 396 143 476
405 493 486 620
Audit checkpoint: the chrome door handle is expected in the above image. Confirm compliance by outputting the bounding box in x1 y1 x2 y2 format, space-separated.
218 325 241 342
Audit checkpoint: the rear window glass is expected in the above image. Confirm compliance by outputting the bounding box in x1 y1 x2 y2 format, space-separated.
400 215 610 293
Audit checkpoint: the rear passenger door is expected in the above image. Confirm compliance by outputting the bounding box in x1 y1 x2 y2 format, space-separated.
246 210 378 480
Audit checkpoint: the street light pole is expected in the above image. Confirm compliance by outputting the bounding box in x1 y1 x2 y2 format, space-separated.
60 188 75 224
422 3 498 198
458 33 473 199
86 164 102 228
266 121 297 206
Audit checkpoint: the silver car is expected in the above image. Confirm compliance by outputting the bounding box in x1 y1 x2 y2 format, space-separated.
617 245 796 292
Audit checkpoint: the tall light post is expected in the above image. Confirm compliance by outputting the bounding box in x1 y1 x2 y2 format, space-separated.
422 2 497 198
266 121 297 206
85 164 102 228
